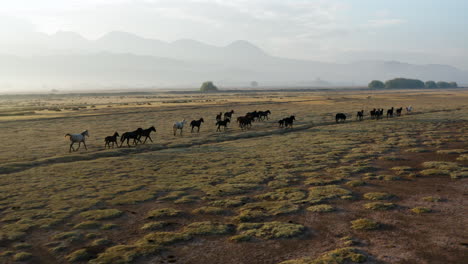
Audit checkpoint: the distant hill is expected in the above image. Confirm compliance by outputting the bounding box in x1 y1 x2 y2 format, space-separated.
0 31 466 90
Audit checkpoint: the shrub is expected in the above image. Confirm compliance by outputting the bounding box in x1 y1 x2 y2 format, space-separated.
351 218 380 230
200 81 219 92
368 80 385 89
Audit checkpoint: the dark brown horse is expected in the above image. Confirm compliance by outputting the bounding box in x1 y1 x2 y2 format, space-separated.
138 126 156 144
120 128 143 147
224 110 234 120
190 118 204 133
216 119 230 131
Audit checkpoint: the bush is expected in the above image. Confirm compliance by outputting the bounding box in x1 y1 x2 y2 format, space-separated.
385 78 425 89
436 81 458 88
425 81 437 89
368 80 385 89
200 81 219 92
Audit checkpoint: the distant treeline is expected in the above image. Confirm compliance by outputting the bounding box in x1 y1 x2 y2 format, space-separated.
368 78 459 89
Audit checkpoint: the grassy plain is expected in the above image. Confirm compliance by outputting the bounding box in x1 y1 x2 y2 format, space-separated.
0 89 467 264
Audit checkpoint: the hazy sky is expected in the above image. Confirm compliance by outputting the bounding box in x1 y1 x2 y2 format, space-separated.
1 0 467 69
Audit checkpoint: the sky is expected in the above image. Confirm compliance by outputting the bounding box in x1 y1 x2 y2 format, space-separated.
1 0 468 69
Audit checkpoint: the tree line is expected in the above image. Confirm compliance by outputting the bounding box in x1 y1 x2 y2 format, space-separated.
368 78 459 89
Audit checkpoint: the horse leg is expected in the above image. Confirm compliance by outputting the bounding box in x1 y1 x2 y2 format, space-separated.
83 141 88 150
198 126 200 133
69 142 74 152
148 136 153 143
76 142 81 151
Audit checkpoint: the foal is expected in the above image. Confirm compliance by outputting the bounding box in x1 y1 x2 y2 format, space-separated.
104 132 119 148
65 130 89 152
190 118 204 133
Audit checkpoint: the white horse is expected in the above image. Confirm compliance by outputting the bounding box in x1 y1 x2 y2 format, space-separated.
173 120 187 136
406 106 413 114
65 130 89 152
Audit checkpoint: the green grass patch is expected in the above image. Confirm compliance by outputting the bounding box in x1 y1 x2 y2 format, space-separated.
66 249 90 262
183 221 233 236
192 206 226 215
237 221 305 240
308 185 352 203
13 252 33 261
80 209 123 220
255 187 307 201
363 192 393 200
279 247 367 264
351 218 380 230
364 202 396 210
411 207 432 214
209 196 249 207
73 221 101 230
147 208 183 219
237 201 299 221
422 196 442 202
307 204 335 213
345 180 365 187
141 221 169 231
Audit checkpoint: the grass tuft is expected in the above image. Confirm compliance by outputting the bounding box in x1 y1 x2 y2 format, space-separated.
351 218 379 230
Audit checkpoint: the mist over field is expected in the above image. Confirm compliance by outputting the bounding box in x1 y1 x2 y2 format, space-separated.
1 1 468 92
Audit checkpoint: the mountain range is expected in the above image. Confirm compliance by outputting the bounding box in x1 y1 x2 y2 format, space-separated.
1 31 466 91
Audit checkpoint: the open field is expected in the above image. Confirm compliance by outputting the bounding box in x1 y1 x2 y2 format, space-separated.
0 89 467 264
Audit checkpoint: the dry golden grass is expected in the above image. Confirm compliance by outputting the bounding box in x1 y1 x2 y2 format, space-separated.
0 90 467 263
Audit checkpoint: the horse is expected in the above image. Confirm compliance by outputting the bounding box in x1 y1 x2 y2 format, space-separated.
375 109 384 120
215 112 223 122
121 128 143 147
278 119 285 128
396 107 403 116
356 110 364 121
335 113 346 123
370 108 377 119
104 132 119 149
173 120 187 136
65 130 89 152
216 119 230 132
224 110 234 120
406 106 413 114
387 107 394 118
139 126 156 144
246 111 260 122
258 110 271 121
237 116 252 130
284 115 296 128
190 118 204 133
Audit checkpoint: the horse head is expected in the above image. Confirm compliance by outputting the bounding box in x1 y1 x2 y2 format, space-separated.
200 118 204 123
150 126 156 132
82 130 89 137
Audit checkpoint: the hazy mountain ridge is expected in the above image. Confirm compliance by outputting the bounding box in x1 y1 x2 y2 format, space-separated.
0 31 466 90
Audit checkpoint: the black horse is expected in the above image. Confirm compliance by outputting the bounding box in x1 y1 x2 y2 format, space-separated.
237 116 253 130
396 107 403 116
258 110 271 121
138 126 156 144
357 110 364 121
283 115 296 128
216 119 230 131
216 112 223 122
120 128 143 147
190 118 204 133
335 113 346 123
104 132 119 148
224 110 234 120
387 107 394 118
